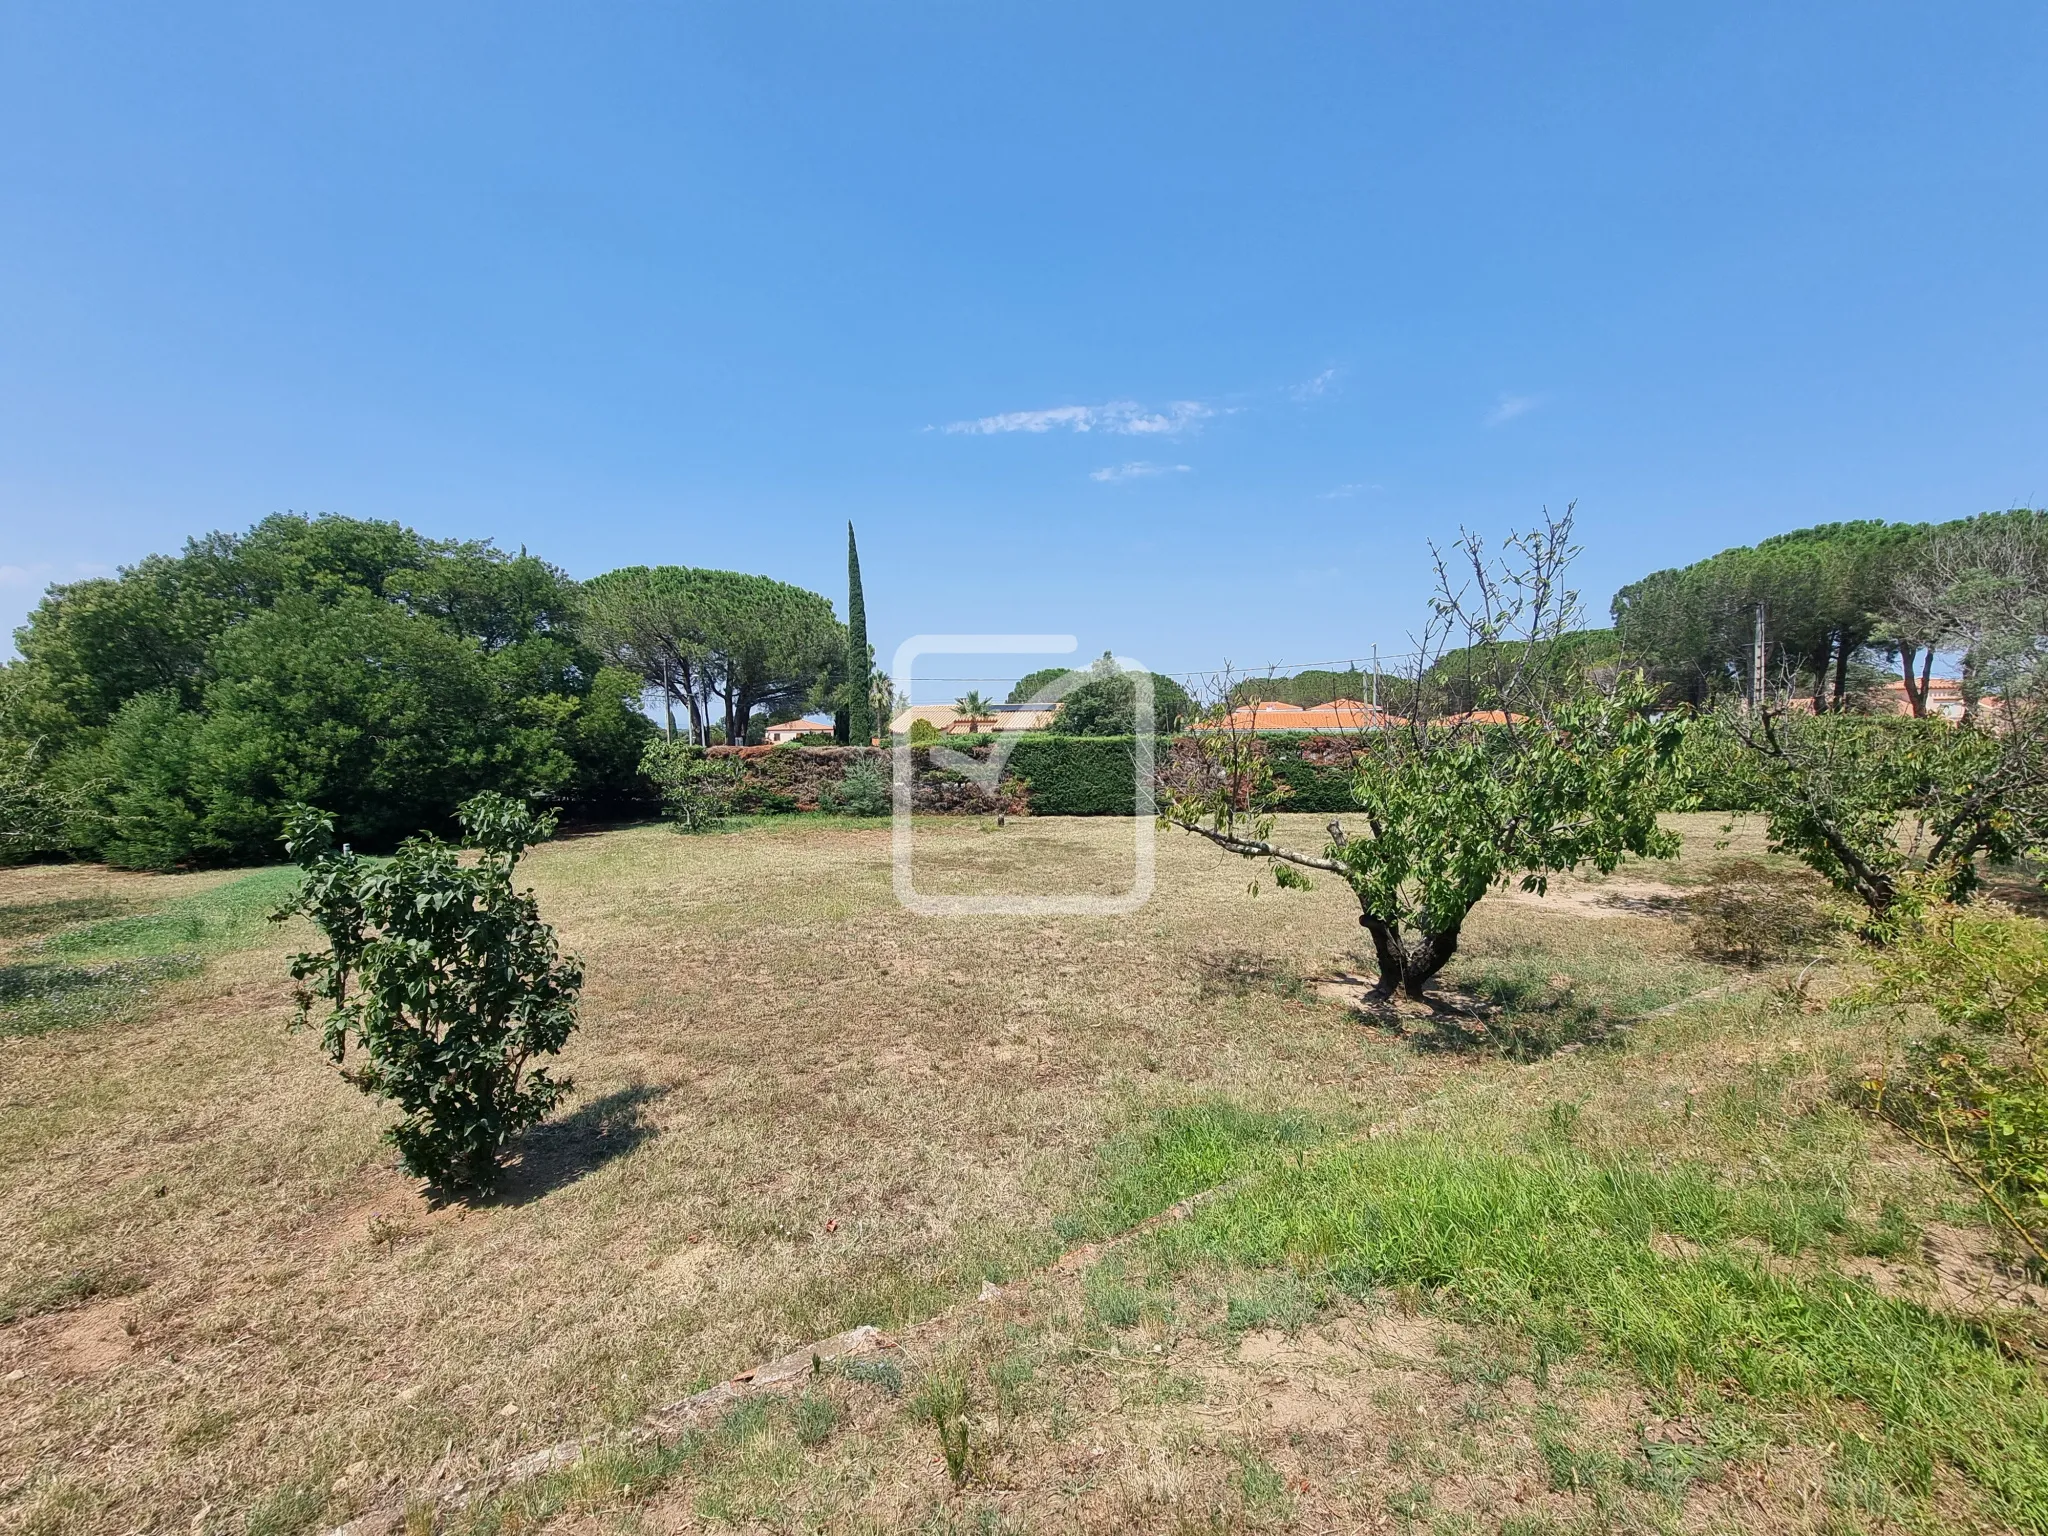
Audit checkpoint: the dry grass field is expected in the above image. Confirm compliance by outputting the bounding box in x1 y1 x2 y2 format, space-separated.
3 813 2045 1535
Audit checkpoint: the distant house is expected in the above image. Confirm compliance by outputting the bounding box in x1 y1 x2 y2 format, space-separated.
1864 677 1990 722
889 702 1061 735
762 717 837 745
1195 698 1406 733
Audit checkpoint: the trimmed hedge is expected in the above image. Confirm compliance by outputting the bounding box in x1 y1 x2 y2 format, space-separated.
1003 735 1147 816
1265 750 1358 813
676 734 1369 818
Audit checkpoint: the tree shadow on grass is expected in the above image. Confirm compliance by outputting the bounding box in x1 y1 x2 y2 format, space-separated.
0 896 137 942
1326 968 1620 1063
493 1082 671 1205
0 955 197 1038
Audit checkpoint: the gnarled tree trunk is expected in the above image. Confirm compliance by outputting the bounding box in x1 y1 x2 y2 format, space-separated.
1357 907 1463 1001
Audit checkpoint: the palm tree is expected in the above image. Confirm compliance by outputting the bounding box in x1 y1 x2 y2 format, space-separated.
954 690 995 732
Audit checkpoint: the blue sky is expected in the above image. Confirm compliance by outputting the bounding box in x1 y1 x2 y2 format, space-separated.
3 3 2044 699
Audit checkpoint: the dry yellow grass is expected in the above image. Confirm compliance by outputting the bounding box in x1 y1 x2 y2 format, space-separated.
4 812 2006 1534
0 813 1480 1531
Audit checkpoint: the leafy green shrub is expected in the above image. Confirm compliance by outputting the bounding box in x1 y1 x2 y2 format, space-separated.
277 792 582 1195
818 758 891 816
1854 909 2048 1266
640 740 745 830
1051 657 1194 734
1722 707 2046 935
1664 711 1768 812
907 717 943 745
1685 857 1841 967
1262 744 1356 813
71 690 214 869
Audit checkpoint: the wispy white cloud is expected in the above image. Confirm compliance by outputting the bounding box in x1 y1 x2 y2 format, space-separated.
1318 481 1381 500
1091 461 1192 483
944 399 1214 437
1485 393 1542 427
1291 367 1341 401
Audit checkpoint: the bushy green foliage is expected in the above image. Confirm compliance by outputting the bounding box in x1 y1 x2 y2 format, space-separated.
1855 910 2048 1266
1262 742 1357 813
578 564 844 746
78 691 211 869
1228 667 1392 710
1419 628 1622 716
1613 520 1919 708
1170 685 1682 998
0 669 83 863
1003 735 1145 815
1049 652 1194 734
818 757 891 816
1007 666 1075 705
8 513 652 867
1728 707 2044 933
640 741 745 830
277 793 582 1195
1168 515 1686 999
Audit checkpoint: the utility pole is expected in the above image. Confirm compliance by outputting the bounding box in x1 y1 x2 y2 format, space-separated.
1370 645 1380 719
1748 602 1767 715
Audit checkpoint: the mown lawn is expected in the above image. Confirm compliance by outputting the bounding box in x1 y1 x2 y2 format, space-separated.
2 813 2040 1534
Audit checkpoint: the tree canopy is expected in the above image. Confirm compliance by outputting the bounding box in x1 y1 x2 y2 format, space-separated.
1053 654 1195 735
1612 520 1915 709
7 513 650 867
577 565 843 747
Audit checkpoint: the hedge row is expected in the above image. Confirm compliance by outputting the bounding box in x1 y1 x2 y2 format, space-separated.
698 735 1369 817
1002 735 1148 815
692 715 1972 820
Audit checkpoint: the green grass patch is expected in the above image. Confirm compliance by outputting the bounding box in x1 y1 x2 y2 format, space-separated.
0 866 301 1038
38 865 303 961
1152 1135 2048 1529
1054 1099 1335 1242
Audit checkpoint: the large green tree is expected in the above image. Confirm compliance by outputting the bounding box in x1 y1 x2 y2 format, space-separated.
10 513 649 867
1613 520 1919 709
575 565 843 746
1885 510 2048 714
1052 653 1195 735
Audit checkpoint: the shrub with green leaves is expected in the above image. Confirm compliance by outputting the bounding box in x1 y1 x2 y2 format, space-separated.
1728 705 2047 936
277 792 582 1195
818 757 891 816
1854 908 2048 1266
640 739 745 830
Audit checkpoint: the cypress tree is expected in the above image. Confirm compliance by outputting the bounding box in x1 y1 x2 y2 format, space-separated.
846 522 874 745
